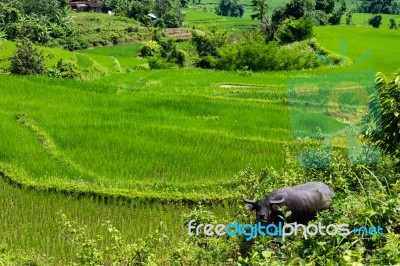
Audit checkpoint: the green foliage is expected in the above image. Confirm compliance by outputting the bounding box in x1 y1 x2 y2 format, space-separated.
51 59 81 79
345 11 353 25
140 40 162 57
235 151 400 265
180 0 189 8
203 36 334 71
160 8 185 28
389 18 398 29
357 0 400 14
147 56 175 69
9 38 46 75
315 0 335 14
15 17 51 44
276 17 313 44
364 71 400 160
191 26 230 57
127 1 151 20
369 14 383 28
216 0 245 17
0 0 75 46
250 0 268 22
141 37 187 68
60 213 164 265
327 0 347 25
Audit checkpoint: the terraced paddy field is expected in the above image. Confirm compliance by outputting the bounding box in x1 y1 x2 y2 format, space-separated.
0 20 399 263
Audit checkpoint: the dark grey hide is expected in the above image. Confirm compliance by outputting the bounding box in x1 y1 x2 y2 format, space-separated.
243 182 334 224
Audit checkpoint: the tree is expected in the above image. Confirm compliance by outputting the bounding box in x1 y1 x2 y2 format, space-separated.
180 0 189 7
284 0 308 19
250 0 268 22
276 17 313 44
153 0 173 18
345 11 352 25
216 0 244 17
315 0 334 14
389 18 398 29
251 0 278 40
364 71 400 159
191 26 230 57
127 1 151 20
368 15 382 28
8 0 69 23
9 38 46 75
357 0 399 14
328 0 346 25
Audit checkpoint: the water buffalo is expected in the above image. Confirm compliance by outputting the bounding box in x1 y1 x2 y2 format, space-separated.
243 182 334 224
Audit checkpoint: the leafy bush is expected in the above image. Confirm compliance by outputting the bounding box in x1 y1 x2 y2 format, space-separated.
54 59 81 79
357 0 400 14
363 71 400 161
315 0 335 14
389 18 398 29
215 39 327 71
215 0 245 17
9 38 46 75
298 146 332 168
140 40 161 57
276 17 313 44
369 14 383 28
307 10 329 26
147 56 175 69
59 213 164 265
345 11 353 25
191 26 230 57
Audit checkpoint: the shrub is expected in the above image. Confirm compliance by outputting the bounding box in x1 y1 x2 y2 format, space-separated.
191 26 230 57
389 18 398 29
140 40 161 57
147 56 175 69
9 38 46 75
215 0 245 17
162 10 185 28
276 17 313 44
345 11 353 25
16 18 51 45
363 71 400 161
308 10 329 26
168 46 187 67
368 15 383 28
55 59 81 79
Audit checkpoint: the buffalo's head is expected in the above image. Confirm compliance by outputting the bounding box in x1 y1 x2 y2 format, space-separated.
243 195 285 222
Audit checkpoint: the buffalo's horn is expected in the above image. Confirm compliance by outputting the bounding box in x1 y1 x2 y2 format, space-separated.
270 197 285 204
242 195 256 204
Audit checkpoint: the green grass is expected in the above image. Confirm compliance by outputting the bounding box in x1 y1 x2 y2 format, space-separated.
315 25 400 74
347 13 400 27
183 8 258 32
0 178 232 264
0 41 75 69
81 43 142 58
1 14 400 264
0 71 294 200
79 43 146 69
71 12 147 47
0 25 398 201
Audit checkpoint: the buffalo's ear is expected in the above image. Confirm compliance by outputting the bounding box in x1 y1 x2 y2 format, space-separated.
245 204 255 211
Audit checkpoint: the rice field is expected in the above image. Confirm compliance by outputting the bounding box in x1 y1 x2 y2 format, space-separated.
1 7 400 263
0 178 234 264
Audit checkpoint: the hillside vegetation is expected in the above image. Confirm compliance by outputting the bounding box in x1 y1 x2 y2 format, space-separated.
0 0 400 264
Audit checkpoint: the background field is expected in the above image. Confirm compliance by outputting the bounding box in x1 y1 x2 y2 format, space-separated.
1 4 400 263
